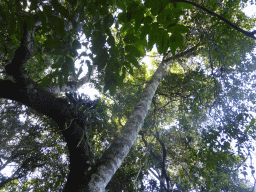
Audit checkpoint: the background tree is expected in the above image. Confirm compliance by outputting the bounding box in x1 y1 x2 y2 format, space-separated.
0 0 256 191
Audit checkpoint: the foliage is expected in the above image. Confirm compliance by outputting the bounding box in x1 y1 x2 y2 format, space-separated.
0 0 256 191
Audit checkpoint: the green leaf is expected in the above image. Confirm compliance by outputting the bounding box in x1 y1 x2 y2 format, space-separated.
125 45 141 57
30 0 38 10
107 34 115 47
21 0 27 9
44 38 63 49
50 16 65 36
8 18 16 36
72 40 81 50
76 65 83 78
86 60 91 67
124 62 134 75
169 36 178 56
52 0 69 18
124 34 139 44
118 12 127 23
61 57 71 83
148 23 158 50
155 28 167 54
58 71 63 89
37 11 47 32
66 56 75 76
104 74 117 94
250 118 255 126
145 0 160 15
135 9 144 31
236 113 243 121
95 50 108 71
66 0 77 6
126 54 139 68
109 83 116 95
38 74 53 88
168 24 189 33
43 5 52 17
169 32 184 54
140 25 149 41
244 126 250 134
103 13 114 33
54 179 62 188
143 15 152 26
178 2 193 9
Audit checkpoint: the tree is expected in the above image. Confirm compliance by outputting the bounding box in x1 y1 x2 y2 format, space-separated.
0 0 256 191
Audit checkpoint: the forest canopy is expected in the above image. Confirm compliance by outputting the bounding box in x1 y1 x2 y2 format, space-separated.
0 0 256 191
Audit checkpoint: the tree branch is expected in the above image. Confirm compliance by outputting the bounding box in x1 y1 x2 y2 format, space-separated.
171 0 256 39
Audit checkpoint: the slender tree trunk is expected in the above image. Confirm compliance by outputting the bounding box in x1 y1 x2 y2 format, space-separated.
81 45 201 191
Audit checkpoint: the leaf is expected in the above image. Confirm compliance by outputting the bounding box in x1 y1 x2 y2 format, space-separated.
52 0 69 18
66 0 77 6
44 38 63 49
124 34 139 44
8 18 16 35
143 15 152 26
104 74 117 95
140 25 149 40
118 12 127 23
54 179 62 188
76 65 83 78
61 57 71 83
125 45 141 57
178 2 193 9
95 49 108 71
50 16 65 36
236 113 243 121
103 13 114 32
66 56 75 76
124 62 134 75
37 11 47 32
250 118 255 126
126 54 139 68
148 23 158 50
72 40 81 50
43 5 52 17
244 126 250 134
21 0 27 9
38 74 53 88
169 33 184 55
168 24 189 33
107 35 115 47
145 0 161 16
30 0 38 10
155 28 167 54
58 71 63 89
135 9 144 31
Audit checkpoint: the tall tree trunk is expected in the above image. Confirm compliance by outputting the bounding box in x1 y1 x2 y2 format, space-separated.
80 46 200 191
82 60 168 191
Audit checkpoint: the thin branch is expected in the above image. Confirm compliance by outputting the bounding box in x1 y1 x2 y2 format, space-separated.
170 0 256 39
